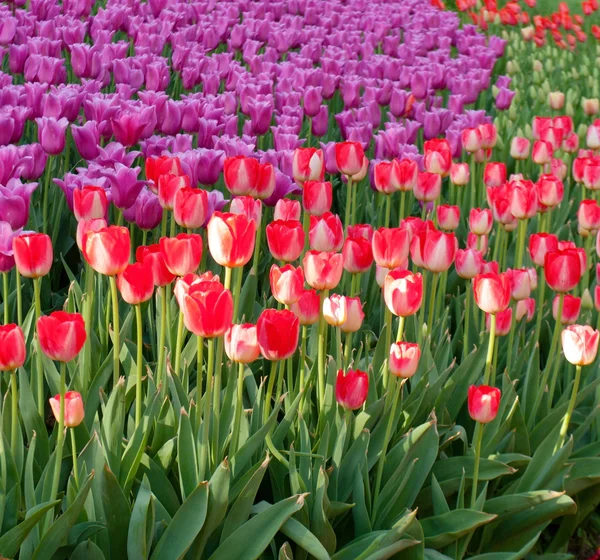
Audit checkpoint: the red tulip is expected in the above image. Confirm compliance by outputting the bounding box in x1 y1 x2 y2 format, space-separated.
540 126 563 152
467 232 488 254
473 272 511 314
230 196 262 226
384 269 423 317
553 294 581 325
73 186 108 221
481 260 499 275
348 224 374 242
562 324 600 366
160 234 202 276
303 251 343 290
455 248 483 280
0 324 26 371
389 342 421 378
225 324 260 364
335 142 365 176
506 268 531 301
469 208 493 236
373 161 398 194
461 127 483 153
544 248 583 292
257 308 299 361
424 139 452 176
136 244 177 286
323 294 347 327
486 308 512 336
340 297 364 333
174 271 219 308
207 212 256 268
411 229 457 272
274 199 301 222
173 187 209 229
336 369 369 410
529 233 558 267
532 140 553 165
38 312 86 362
309 212 344 252
516 298 536 322
533 116 553 141
478 123 498 150
537 174 564 209
76 218 107 252
117 262 154 305
510 180 538 219
158 174 191 210
372 227 410 270
450 162 470 186
484 163 507 187
224 155 259 196
342 236 373 274
292 148 325 184
182 281 233 338
83 226 130 276
253 163 276 200
302 181 332 216
436 205 460 231
290 289 320 325
468 385 501 423
269 264 304 306
146 155 183 186
414 172 442 202
49 391 84 428
510 137 530 160
266 220 304 263
394 159 419 191
13 233 53 279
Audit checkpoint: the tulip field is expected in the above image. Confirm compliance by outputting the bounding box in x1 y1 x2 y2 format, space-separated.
2 0 600 557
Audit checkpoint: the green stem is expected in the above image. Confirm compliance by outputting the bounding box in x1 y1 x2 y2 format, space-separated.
70 428 79 489
317 290 328 408
252 217 263 274
583 234 592 290
50 362 67 507
534 268 545 343
343 332 352 370
10 370 18 460
34 277 44 417
382 305 393 391
427 272 439 337
396 316 406 343
231 361 245 454
263 360 279 424
483 313 497 386
15 269 22 326
232 266 244 322
299 326 307 412
344 178 353 234
505 302 517 375
557 365 582 449
302 212 310 259
199 338 214 481
160 211 168 238
417 272 428 346
109 276 120 385
169 212 176 238
470 155 476 213
195 336 204 433
464 284 472 360
515 219 527 269
42 156 52 234
3 272 9 324
470 422 484 509
384 194 391 228
156 286 167 389
399 191 406 225
174 310 185 377
135 304 143 429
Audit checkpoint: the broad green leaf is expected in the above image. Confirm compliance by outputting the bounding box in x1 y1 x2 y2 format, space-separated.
420 509 497 548
177 407 198 500
71 540 106 559
128 475 155 560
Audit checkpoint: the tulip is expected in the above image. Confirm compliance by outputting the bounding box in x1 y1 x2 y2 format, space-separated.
83 226 130 277
323 294 347 327
487 308 512 336
372 227 410 270
49 391 84 428
342 236 373 274
537 175 564 209
532 140 553 166
160 233 203 277
455 248 483 279
340 297 364 333
269 264 304 306
335 369 369 410
266 220 304 263
548 91 565 110
436 205 460 231
389 342 421 378
587 124 600 151
303 251 343 291
207 212 256 269
348 224 374 241
257 308 299 361
303 181 332 216
230 196 263 226
461 128 483 153
479 124 498 150
73 186 108 222
473 272 511 314
223 155 259 196
335 142 365 176
117 262 154 305
544 248 583 293
395 159 419 191
292 148 324 184
225 324 260 364
529 233 559 267
158 174 191 210
384 269 423 317
510 180 538 220
0 324 25 371
146 155 183 186
290 289 320 325
484 163 506 187
510 137 530 160
274 199 301 222
450 163 470 186
182 281 233 338
516 298 536 322
469 208 493 236
38 311 86 363
506 268 531 301
424 139 452 176
309 212 344 252
411 229 457 273
13 233 53 279
136 244 176 286
553 295 581 325
373 161 398 195
468 385 501 423
36 117 69 155
414 172 442 202
173 187 209 230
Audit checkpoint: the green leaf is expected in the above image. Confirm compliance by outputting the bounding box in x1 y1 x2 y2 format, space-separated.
150 481 209 560
100 464 131 559
71 540 106 560
177 407 198 500
420 509 497 548
337 430 370 503
128 475 155 560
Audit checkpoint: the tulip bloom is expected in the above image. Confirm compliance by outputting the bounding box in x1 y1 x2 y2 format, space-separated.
468 385 501 423
38 312 86 362
335 142 365 176
323 294 347 327
450 162 470 186
73 186 108 222
83 226 130 276
146 155 183 186
266 220 304 263
342 236 373 274
510 181 538 220
13 233 53 278
544 249 583 293
469 208 493 236
395 159 419 191
473 272 511 314
290 289 320 325
230 196 262 226
437 205 460 231
207 212 256 268
516 298 536 322
160 234 203 277
158 174 191 210
510 137 531 160
532 140 553 166
117 262 154 305
257 308 299 361
0 324 26 371
49 391 84 428
484 163 506 187
461 128 483 153
136 244 176 286
411 229 457 273
182 281 233 338
224 156 259 196
225 324 260 364
561 325 600 366
292 148 324 184
173 187 209 229
506 268 531 301
423 139 452 176
309 212 344 252
553 295 581 325
537 175 564 209
302 181 332 216
335 369 369 410
269 264 304 306
274 199 301 222
414 172 442 202
389 342 421 378
303 251 343 290
372 227 410 270
455 248 483 280
340 297 364 333
487 308 512 336
384 269 423 317
529 233 559 267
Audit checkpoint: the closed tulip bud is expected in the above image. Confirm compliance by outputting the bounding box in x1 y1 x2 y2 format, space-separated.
395 159 419 191
587 124 600 150
266 220 304 263
578 200 600 234
532 140 553 165
160 234 202 276
342 236 373 274
257 308 299 361
437 205 460 231
455 248 483 279
225 323 260 364
450 162 470 186
548 91 565 110
303 251 343 290
487 308 512 336
411 229 457 273
561 324 600 366
292 148 324 185
173 187 209 229
516 298 536 322
230 196 262 227
372 227 411 270
461 127 483 153
158 174 191 210
467 232 488 254
224 155 259 196
473 272 511 314
270 264 304 306
479 123 498 150
117 262 154 305
376 264 390 287
469 208 493 236
373 161 397 194
510 180 538 219
0 324 26 371
537 174 564 208
544 248 583 292
553 294 581 325
83 226 130 276
290 289 320 325
424 139 452 176
468 385 501 423
303 181 332 216
13 233 53 279
507 268 531 301
49 391 84 428
208 212 256 268
510 137 531 160
309 212 344 252
38 312 86 362
73 186 108 222
323 294 347 327
384 268 423 317
414 172 442 202
529 233 559 266
340 297 364 333
274 199 301 222
583 98 599 116
336 369 369 410
335 142 365 176
389 342 421 378
484 163 507 187
182 281 233 338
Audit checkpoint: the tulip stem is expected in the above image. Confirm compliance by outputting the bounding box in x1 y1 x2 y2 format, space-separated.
231 361 245 454
382 305 393 391
156 286 167 389
470 422 484 509
344 178 353 234
109 276 120 386
557 365 582 450
70 428 79 489
535 268 545 343
384 194 391 228
34 277 44 417
10 370 18 461
483 313 496 386
169 213 176 238
199 338 214 481
232 266 244 322
3 272 9 324
263 360 279 424
491 223 502 264
174 310 185 378
81 264 94 393
399 191 407 225
427 272 439 338
50 362 66 515
470 155 476 211
195 336 204 433
515 219 527 269
15 269 22 326
317 290 328 409
505 302 517 375
464 284 471 360
582 235 592 290
135 304 143 429
301 212 310 260
417 272 428 346
252 220 263 275
160 211 168 238
42 156 52 234
299 326 307 412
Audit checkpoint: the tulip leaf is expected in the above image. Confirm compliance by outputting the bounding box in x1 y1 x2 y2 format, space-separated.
177 406 198 500
127 475 154 560
100 463 131 559
337 429 370 504
420 509 497 548
19 368 50 465
71 539 106 560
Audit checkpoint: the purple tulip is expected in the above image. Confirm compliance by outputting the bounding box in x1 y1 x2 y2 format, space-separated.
0 179 38 229
72 121 101 161
0 221 22 273
495 88 516 111
312 106 329 137
203 189 228 227
123 188 163 230
303 87 323 118
102 164 146 210
17 144 48 181
36 117 69 156
95 143 140 168
111 108 153 147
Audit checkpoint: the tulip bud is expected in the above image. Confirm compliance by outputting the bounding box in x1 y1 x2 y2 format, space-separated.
49 391 85 428
225 324 260 364
561 325 600 366
290 289 320 325
335 369 369 410
257 308 299 361
269 264 304 306
0 324 26 371
13 233 53 279
38 312 87 362
468 385 501 423
389 342 421 378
